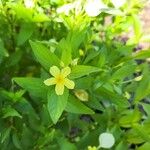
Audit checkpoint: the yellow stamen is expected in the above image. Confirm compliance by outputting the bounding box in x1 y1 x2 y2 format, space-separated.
55 75 65 84
44 66 75 95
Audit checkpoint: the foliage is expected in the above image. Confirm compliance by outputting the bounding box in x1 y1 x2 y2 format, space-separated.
0 0 150 149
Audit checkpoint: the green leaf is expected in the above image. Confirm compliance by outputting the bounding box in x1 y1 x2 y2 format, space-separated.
133 124 150 142
78 129 101 149
84 50 100 64
58 137 77 150
12 4 33 21
132 14 142 42
30 41 60 71
115 141 128 150
126 128 145 144
47 88 69 124
0 89 15 101
58 38 72 66
75 76 93 89
21 125 33 148
0 38 8 60
67 28 87 55
13 77 47 99
141 103 150 117
134 75 150 103
120 50 150 62
12 133 22 149
97 50 106 67
32 13 50 22
37 129 55 147
13 90 26 101
133 50 150 59
86 97 104 111
1 128 11 143
65 95 94 114
5 50 22 67
40 105 53 126
119 109 141 128
2 107 22 118
96 87 129 108
15 97 38 118
17 23 34 46
137 142 150 150
70 65 101 79
112 64 136 80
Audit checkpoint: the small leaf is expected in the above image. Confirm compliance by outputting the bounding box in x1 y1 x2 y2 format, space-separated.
5 50 22 67
47 88 69 124
133 50 150 59
12 133 22 149
37 129 55 147
112 64 136 80
32 13 50 22
13 77 47 99
115 141 128 150
75 76 93 89
30 41 60 71
1 128 11 143
17 23 34 46
65 95 94 114
84 50 100 64
137 142 150 150
12 4 33 21
57 38 72 66
141 102 150 117
2 107 22 118
132 14 142 42
119 109 141 128
57 137 77 150
0 38 8 58
70 65 101 79
134 75 150 103
96 87 129 108
67 28 87 56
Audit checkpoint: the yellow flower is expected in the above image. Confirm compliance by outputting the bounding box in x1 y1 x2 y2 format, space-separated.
88 146 97 150
44 66 75 95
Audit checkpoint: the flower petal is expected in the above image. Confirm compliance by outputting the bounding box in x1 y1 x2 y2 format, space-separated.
61 67 71 77
85 0 107 17
64 78 75 89
44 78 56 86
50 66 60 77
99 132 115 148
55 83 64 95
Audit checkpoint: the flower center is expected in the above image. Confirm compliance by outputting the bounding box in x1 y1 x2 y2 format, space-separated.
55 75 65 84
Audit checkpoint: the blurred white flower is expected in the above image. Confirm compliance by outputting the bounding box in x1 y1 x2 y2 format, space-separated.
99 132 115 149
74 0 83 15
85 0 107 17
111 0 126 8
24 0 35 8
57 1 83 16
57 3 74 15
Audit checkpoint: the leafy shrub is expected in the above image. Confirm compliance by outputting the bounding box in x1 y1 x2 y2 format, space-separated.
0 0 150 149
